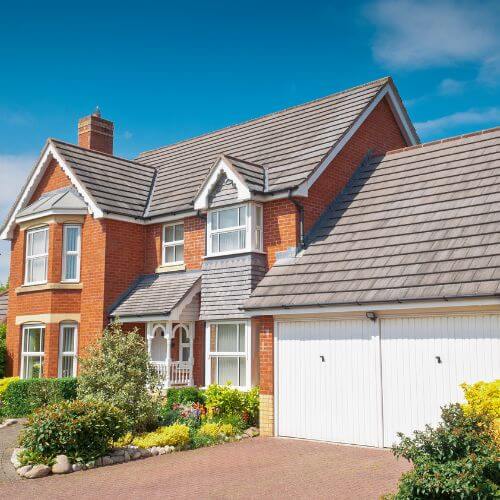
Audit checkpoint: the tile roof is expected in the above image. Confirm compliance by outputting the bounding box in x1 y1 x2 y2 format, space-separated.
109 271 202 318
16 186 87 219
0 292 7 322
245 127 500 309
224 155 266 192
138 77 397 216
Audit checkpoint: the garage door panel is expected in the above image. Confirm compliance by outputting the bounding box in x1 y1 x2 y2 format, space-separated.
277 319 380 446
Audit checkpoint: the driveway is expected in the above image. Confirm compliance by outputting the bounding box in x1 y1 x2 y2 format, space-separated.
0 437 409 499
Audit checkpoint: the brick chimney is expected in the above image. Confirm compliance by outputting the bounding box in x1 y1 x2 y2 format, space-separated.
78 107 114 155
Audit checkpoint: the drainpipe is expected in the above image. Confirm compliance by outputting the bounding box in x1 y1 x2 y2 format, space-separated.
288 190 305 250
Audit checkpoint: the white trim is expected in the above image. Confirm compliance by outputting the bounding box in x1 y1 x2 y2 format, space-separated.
169 278 202 321
58 322 78 378
20 323 45 379
61 224 82 283
1 141 100 240
118 315 170 323
194 156 252 210
162 222 184 266
16 208 88 224
24 226 49 286
273 319 279 437
299 83 418 193
245 297 500 317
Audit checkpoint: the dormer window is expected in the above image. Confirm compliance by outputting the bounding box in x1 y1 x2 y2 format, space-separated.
207 203 263 256
163 223 184 265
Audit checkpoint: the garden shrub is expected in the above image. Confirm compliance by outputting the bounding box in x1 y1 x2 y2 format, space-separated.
0 323 6 378
0 377 19 399
165 386 205 407
462 379 500 441
132 424 190 449
160 401 205 428
205 384 259 427
77 322 162 432
1 377 77 417
389 404 499 499
20 400 127 463
198 421 235 438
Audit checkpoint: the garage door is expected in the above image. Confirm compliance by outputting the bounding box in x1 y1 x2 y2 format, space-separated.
276 314 500 447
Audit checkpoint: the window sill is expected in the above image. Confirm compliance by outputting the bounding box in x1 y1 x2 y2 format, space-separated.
204 249 267 259
156 263 186 273
16 282 83 294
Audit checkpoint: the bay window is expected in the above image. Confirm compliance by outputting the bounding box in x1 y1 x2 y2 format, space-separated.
25 226 49 285
207 203 263 256
62 224 81 282
207 322 250 388
59 323 78 377
163 223 184 264
21 325 45 379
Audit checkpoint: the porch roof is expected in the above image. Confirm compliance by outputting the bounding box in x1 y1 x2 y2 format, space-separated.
109 271 202 320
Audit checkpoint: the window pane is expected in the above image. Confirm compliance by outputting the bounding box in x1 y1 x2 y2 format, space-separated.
175 244 184 262
23 356 43 378
61 356 74 377
239 229 246 249
238 206 247 225
218 208 238 229
238 324 245 351
181 328 189 343
211 234 219 253
174 224 184 241
217 357 238 385
217 324 238 352
219 230 240 252
165 246 175 263
62 327 75 352
165 225 174 243
26 328 42 353
65 227 79 251
181 347 190 361
31 230 47 255
211 211 218 230
65 254 77 280
256 205 262 226
31 256 47 282
239 358 246 386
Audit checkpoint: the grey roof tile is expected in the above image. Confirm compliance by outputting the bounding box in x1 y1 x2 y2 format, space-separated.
246 127 500 309
17 187 87 219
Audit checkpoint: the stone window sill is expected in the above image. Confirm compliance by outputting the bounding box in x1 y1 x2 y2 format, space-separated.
156 263 186 273
16 283 83 294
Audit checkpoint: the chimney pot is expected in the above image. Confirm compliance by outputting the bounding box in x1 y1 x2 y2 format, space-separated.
78 109 114 155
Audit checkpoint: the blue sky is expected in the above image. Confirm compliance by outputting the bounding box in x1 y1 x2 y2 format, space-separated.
0 0 499 284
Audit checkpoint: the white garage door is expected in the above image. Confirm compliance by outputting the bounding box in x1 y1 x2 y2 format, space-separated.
276 314 500 447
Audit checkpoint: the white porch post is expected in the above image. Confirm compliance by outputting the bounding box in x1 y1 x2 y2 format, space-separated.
188 322 195 386
146 322 153 357
165 322 172 387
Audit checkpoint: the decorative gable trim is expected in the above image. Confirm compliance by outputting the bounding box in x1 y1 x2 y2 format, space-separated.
194 155 252 210
0 140 102 240
299 81 419 193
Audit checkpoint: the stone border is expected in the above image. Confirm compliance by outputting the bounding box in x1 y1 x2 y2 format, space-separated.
11 427 260 479
0 419 18 429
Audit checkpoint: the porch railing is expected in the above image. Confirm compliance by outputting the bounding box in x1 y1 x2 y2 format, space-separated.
151 361 192 387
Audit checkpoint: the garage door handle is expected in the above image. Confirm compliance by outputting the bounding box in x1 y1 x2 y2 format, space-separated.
320 355 325 362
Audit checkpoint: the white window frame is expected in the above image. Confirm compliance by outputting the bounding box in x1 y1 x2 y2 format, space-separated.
20 324 45 379
177 324 191 363
205 321 251 390
207 203 263 257
62 224 82 283
24 226 49 285
58 322 78 378
162 222 184 265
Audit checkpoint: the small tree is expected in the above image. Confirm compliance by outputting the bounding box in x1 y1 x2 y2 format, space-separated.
77 322 161 433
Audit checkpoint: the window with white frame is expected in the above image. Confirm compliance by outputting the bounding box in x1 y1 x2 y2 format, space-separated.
59 323 78 377
207 323 248 387
62 225 81 282
163 223 184 264
207 203 263 256
21 324 45 379
25 226 49 285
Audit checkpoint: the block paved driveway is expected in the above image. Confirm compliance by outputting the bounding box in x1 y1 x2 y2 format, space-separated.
0 437 410 499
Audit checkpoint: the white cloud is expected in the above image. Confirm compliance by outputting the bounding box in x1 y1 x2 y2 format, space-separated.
415 107 500 136
438 78 466 95
0 153 36 284
478 55 500 86
366 0 499 71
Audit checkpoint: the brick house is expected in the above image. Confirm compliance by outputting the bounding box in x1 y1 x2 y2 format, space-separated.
1 77 499 447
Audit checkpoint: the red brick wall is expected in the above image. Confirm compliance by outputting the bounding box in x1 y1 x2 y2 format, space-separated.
192 320 205 386
29 159 72 204
256 316 274 395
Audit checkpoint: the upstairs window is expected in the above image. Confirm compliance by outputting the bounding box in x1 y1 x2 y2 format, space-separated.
163 223 184 264
25 227 49 285
207 203 263 256
62 225 81 282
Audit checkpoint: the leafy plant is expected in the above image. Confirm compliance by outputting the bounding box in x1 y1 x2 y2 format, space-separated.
132 424 190 449
20 400 127 463
165 387 205 407
205 384 259 426
160 401 205 428
0 377 19 399
389 404 499 499
1 377 77 417
77 322 162 432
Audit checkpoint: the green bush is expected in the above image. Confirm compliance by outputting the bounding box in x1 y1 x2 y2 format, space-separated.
132 424 191 449
0 377 19 398
205 384 259 427
165 387 205 407
77 322 162 433
389 404 499 499
20 400 127 463
1 377 77 417
0 323 6 378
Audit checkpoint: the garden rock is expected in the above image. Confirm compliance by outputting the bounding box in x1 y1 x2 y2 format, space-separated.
245 427 259 437
11 448 24 468
94 457 103 467
158 447 166 455
123 451 130 462
24 464 51 479
16 465 32 477
72 463 83 472
150 447 159 456
111 448 126 456
102 456 114 466
52 455 72 474
131 451 142 460
111 455 124 464
85 461 96 469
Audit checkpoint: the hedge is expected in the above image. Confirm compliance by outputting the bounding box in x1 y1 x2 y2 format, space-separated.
1 377 78 417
